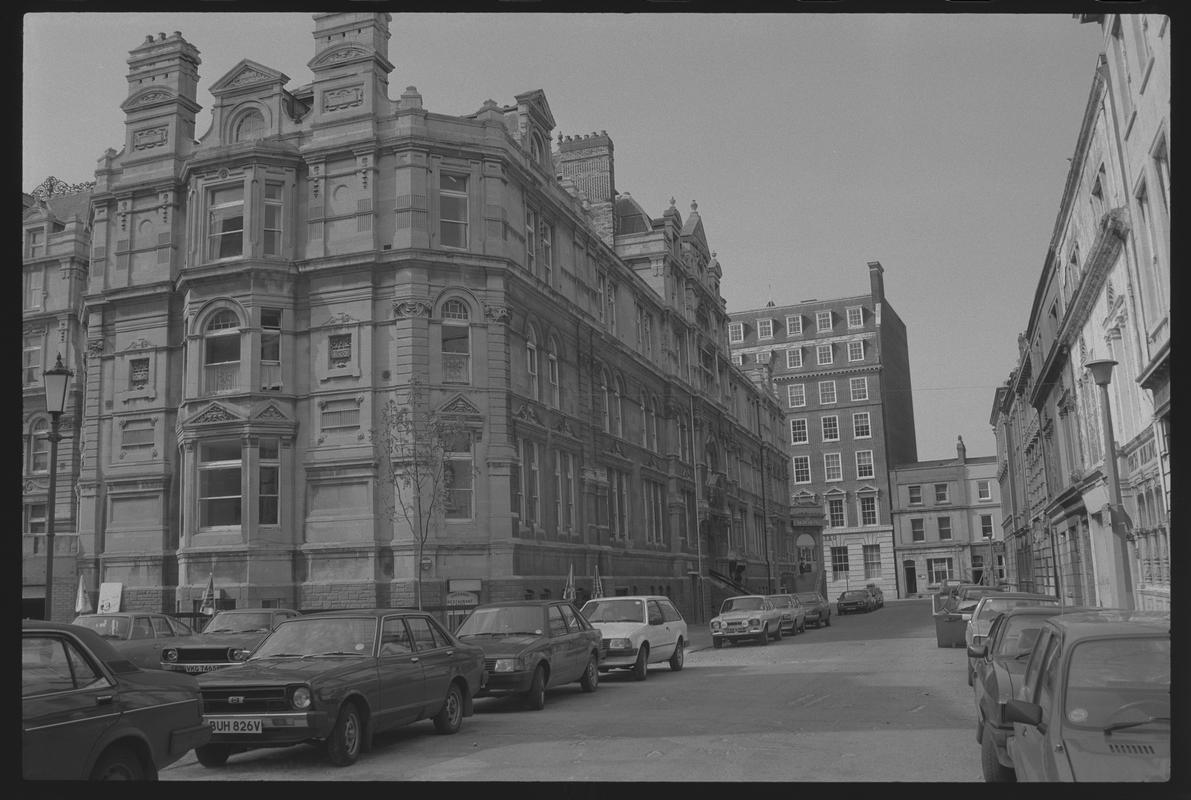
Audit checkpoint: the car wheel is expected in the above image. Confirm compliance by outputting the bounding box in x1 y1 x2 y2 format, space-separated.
758 625 770 646
712 638 723 649
195 744 232 768
325 701 363 766
580 654 599 692
632 644 649 681
433 682 464 734
524 665 547 710
981 730 1016 782
774 623 783 641
669 638 685 671
825 613 831 627
91 745 145 780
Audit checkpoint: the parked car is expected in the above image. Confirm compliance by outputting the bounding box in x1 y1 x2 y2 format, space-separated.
22 619 211 780
71 612 200 670
968 605 1066 781
795 591 832 628
964 592 1060 685
161 608 301 674
865 584 885 609
1005 609 1170 782
709 595 785 647
765 593 807 636
455 600 601 709
194 608 485 768
579 595 687 680
837 589 873 615
934 578 966 596
954 584 1005 621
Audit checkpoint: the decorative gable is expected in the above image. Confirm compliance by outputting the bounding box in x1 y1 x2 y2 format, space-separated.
440 395 481 417
209 59 290 98
188 402 243 425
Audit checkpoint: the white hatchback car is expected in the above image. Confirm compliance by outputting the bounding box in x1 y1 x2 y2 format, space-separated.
579 596 687 681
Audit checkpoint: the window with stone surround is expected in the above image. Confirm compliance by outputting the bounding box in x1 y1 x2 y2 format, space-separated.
203 310 241 394
817 343 833 366
440 173 469 249
24 267 43 310
856 450 874 479
23 332 43 386
728 322 743 343
260 308 282 390
259 438 279 525
847 306 864 328
816 310 833 332
848 341 865 362
850 377 869 402
788 383 806 408
819 380 837 405
25 502 47 534
821 415 839 442
443 431 473 521
790 418 808 445
824 453 843 482
792 455 811 484
911 518 925 542
328 333 352 370
853 412 871 439
441 300 471 384
199 440 242 528
128 357 150 390
786 348 802 369
786 314 802 336
206 184 245 260
757 318 773 340
29 418 49 473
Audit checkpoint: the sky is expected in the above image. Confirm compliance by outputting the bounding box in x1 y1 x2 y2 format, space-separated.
22 11 1111 461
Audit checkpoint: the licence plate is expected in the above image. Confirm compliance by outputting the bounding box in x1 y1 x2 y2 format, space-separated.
207 717 262 734
185 664 220 673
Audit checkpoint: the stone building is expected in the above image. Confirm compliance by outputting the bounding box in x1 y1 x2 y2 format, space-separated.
22 178 93 620
727 261 916 599
991 12 1169 611
889 439 1004 596
41 12 815 624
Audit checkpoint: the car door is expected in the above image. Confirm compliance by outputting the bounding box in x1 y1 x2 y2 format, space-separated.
1010 630 1059 780
658 600 685 659
561 603 601 666
548 603 584 681
974 613 1004 719
406 615 454 715
645 600 672 661
22 632 120 780
376 616 425 728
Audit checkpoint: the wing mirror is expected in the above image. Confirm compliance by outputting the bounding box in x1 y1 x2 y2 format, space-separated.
1004 699 1043 727
967 643 987 659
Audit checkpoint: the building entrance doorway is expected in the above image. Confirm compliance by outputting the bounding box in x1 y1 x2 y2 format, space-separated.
903 560 917 595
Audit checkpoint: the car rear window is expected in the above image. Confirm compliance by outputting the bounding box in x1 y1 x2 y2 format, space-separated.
581 599 645 623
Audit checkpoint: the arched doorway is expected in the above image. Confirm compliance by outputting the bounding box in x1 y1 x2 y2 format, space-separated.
903 559 917 596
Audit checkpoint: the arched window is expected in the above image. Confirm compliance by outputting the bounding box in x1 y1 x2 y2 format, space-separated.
442 300 471 384
614 376 625 438
234 109 267 142
526 324 540 401
546 337 560 409
530 133 544 166
204 310 241 394
29 418 49 473
599 369 611 433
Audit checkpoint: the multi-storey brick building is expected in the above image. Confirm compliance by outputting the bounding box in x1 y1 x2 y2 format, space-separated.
29 12 821 624
991 13 1168 611
22 179 93 620
889 439 1004 595
727 262 916 599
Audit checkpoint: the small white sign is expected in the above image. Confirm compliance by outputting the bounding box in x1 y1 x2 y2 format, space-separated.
97 582 123 614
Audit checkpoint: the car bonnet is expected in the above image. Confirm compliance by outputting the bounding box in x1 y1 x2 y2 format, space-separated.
1060 730 1170 781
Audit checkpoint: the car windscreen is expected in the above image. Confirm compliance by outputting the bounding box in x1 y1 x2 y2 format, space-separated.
250 617 377 658
795 594 820 604
580 599 645 624
456 606 544 637
72 615 130 639
842 591 868 600
720 597 763 612
992 614 1055 659
976 598 1059 623
204 611 274 633
1063 636 1170 730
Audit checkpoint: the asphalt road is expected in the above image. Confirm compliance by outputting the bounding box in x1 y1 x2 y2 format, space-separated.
162 598 983 781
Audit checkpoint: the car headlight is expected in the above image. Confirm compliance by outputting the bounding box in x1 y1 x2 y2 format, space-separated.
749 618 760 627
607 638 632 649
492 658 524 673
710 620 722 631
291 686 312 710
230 648 251 662
162 648 178 662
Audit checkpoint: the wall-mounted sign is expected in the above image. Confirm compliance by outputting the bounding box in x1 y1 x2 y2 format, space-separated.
97 582 123 614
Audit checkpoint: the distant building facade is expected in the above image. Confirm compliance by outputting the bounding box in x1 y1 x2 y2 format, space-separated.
22 179 93 620
728 261 917 599
27 12 820 623
889 439 1004 596
991 12 1169 611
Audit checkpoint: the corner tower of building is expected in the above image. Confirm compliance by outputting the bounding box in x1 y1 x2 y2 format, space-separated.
120 31 202 167
557 132 616 245
307 12 394 130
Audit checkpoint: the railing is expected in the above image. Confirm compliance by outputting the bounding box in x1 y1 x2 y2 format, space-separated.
260 361 282 390
443 353 469 383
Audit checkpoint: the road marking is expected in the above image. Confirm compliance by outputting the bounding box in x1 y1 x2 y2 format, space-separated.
909 704 926 713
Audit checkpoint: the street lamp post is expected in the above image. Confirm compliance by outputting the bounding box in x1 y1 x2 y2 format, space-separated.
41 353 73 621
1085 358 1135 610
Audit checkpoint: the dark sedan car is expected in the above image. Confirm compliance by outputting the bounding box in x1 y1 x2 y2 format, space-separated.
455 600 602 710
161 608 301 674
22 619 211 780
195 608 485 768
837 589 873 614
795 591 832 628
968 605 1065 781
72 612 199 670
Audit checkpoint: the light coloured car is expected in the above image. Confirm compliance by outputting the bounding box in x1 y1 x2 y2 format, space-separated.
963 592 1060 686
765 593 807 636
709 595 784 648
579 595 687 680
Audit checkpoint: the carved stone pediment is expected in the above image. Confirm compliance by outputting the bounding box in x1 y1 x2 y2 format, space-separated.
188 403 242 425
440 395 481 416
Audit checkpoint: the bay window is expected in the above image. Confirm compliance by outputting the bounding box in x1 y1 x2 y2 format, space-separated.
206 185 245 260
203 310 241 394
444 432 473 520
440 173 469 249
441 300 471 384
259 438 279 525
199 440 242 528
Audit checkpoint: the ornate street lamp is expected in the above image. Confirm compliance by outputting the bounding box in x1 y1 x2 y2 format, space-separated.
1085 358 1135 609
41 353 72 620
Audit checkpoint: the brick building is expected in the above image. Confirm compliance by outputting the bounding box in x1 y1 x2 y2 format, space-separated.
727 261 916 599
25 12 821 624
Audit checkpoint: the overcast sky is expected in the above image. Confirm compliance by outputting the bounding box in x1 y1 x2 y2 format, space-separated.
23 11 1111 461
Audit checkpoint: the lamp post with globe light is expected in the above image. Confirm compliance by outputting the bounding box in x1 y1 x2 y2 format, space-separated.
41 353 73 620
1084 358 1135 609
